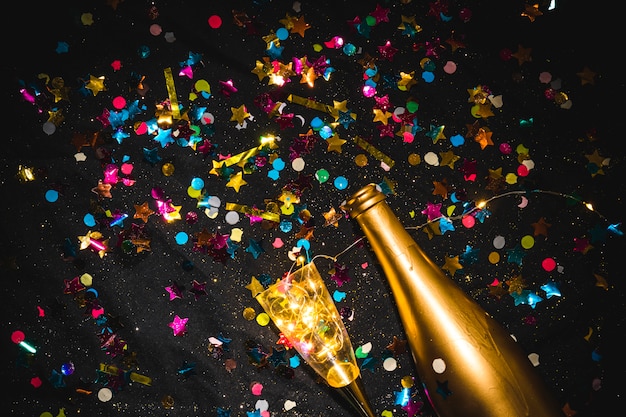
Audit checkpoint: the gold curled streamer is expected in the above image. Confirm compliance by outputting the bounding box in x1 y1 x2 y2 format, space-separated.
287 94 335 115
99 363 152 386
353 136 395 168
225 203 281 223
222 146 263 167
163 67 180 120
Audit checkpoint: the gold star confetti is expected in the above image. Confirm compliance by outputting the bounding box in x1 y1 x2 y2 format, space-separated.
85 74 107 96
291 15 311 37
245 276 265 297
226 171 247 192
511 44 532 66
475 127 494 149
134 202 154 223
230 104 250 125
439 150 460 169
322 207 343 227
577 66 597 86
521 3 543 22
326 133 347 153
442 255 463 275
373 108 393 124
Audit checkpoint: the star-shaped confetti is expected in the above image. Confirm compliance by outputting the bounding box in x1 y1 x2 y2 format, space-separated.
168 315 189 336
442 255 463 275
226 172 247 192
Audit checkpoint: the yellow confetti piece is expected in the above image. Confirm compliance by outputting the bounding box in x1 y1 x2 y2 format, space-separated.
287 94 336 115
520 235 535 249
163 67 180 120
225 202 280 223
488 251 500 264
353 136 395 169
256 312 270 326
505 173 518 184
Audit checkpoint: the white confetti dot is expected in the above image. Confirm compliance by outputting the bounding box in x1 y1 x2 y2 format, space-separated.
432 358 446 374
383 357 397 371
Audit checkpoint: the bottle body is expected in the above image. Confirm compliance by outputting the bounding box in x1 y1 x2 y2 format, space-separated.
345 184 562 417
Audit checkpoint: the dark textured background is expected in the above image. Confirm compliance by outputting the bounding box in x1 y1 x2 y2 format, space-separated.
2 1 624 416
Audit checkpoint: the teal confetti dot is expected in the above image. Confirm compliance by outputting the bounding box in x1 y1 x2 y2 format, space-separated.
342 43 356 56
175 232 189 245
334 176 348 190
279 220 293 233
422 71 435 83
276 27 289 40
190 177 204 190
267 169 280 180
272 158 285 171
333 290 346 302
45 189 59 202
83 213 96 227
450 134 465 147
310 117 324 130
319 125 333 139
137 45 150 58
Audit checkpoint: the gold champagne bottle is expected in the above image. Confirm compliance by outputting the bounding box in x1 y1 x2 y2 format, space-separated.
344 184 563 417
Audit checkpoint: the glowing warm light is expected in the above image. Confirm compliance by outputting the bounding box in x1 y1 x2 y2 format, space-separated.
585 202 594 211
476 200 487 209
256 262 360 388
260 135 275 145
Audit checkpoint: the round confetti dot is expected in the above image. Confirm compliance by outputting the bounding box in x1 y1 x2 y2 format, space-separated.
175 232 189 245
521 235 535 249
225 211 240 225
362 85 376 97
365 15 377 26
310 116 323 130
522 159 535 171
421 71 435 83
242 307 256 321
315 169 329 183
443 60 457 74
542 257 557 272
201 112 215 124
190 177 204 190
11 330 25 344
80 273 93 286
424 152 439 166
539 71 552 84
149 23 162 36
319 125 333 139
272 158 285 171
505 173 518 184
470 104 482 118
493 235 506 249
256 313 270 326
121 162 133 175
408 153 421 165
401 375 414 389
342 43 356 56
276 27 289 40
31 377 43 388
383 357 397 371
98 388 113 402
432 358 446 374
187 186 201 198
45 189 59 202
39 412 52 417
291 157 305 171
61 362 75 376
354 154 368 167
84 213 96 227
334 176 348 190
162 162 175 176
42 121 56 135
499 142 512 154
208 15 222 29
461 215 475 228
488 251 500 264
112 96 126 109
406 100 419 113
208 196 221 207
517 164 529 176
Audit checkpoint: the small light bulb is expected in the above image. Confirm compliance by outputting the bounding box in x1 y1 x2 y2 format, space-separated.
585 202 594 211
476 200 487 209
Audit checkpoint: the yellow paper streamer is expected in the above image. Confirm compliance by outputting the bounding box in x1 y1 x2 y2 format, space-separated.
287 94 335 115
163 67 180 120
99 363 152 386
353 136 395 169
225 203 280 223
221 136 279 167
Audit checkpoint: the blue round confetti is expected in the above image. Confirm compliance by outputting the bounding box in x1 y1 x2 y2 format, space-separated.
276 27 289 40
60 362 75 376
310 117 324 130
83 213 96 227
342 43 357 56
267 169 280 180
175 232 189 245
279 220 293 233
450 134 465 147
422 71 435 83
45 189 59 202
334 176 348 190
190 177 204 190
272 158 286 171
319 125 333 139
